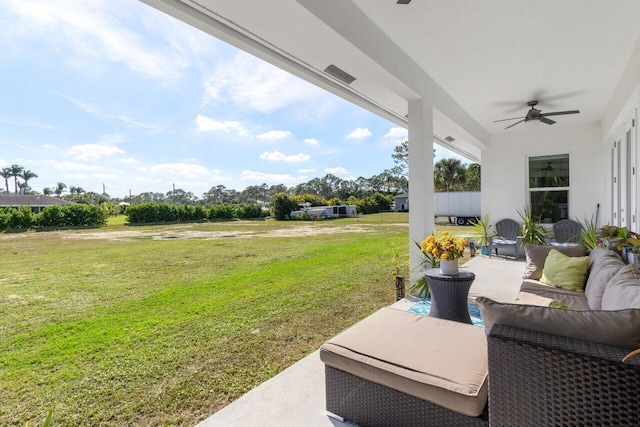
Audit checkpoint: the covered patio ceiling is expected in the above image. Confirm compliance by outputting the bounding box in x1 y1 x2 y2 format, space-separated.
142 0 640 162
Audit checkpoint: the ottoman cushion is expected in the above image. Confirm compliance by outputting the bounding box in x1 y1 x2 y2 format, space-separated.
320 307 488 417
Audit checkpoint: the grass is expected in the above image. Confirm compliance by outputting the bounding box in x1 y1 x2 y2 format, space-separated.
0 212 474 425
0 213 412 426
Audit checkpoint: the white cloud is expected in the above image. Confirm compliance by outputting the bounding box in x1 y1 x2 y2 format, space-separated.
304 138 318 145
70 143 125 161
4 0 192 82
347 128 372 140
325 167 349 175
384 127 408 145
241 170 301 185
259 151 310 162
60 94 164 132
120 157 136 163
150 162 210 178
204 51 328 114
67 173 88 179
298 168 316 173
42 144 56 149
53 161 94 171
91 173 117 179
0 159 5 167
256 130 292 140
196 115 250 136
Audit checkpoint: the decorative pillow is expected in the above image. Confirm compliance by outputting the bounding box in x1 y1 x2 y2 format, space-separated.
584 248 624 310
540 249 590 291
522 244 587 280
601 264 640 310
476 297 640 349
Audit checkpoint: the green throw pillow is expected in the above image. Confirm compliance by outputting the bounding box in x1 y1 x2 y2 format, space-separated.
540 249 589 292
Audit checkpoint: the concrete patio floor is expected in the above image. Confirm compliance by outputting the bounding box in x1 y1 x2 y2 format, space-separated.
197 255 525 427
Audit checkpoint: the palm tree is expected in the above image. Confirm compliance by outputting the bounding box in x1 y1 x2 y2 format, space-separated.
54 182 67 197
43 187 53 196
18 169 38 194
434 158 466 192
0 168 11 194
9 164 23 194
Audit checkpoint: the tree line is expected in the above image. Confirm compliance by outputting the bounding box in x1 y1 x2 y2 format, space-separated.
3 142 480 207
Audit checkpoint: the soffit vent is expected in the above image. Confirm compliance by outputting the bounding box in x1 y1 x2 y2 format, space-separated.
397 0 412 4
324 64 356 85
444 136 455 142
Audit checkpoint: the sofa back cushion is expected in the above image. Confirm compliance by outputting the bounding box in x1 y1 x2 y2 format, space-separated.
601 264 640 310
476 296 640 349
540 249 590 292
584 247 625 309
522 244 587 280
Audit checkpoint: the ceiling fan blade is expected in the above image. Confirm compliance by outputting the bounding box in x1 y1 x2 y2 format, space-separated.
541 110 580 117
493 116 525 123
540 117 556 125
505 119 525 129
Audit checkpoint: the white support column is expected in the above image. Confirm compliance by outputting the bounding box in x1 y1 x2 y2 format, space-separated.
408 99 435 284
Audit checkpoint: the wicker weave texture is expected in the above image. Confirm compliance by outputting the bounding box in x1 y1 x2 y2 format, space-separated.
488 325 640 427
325 365 488 427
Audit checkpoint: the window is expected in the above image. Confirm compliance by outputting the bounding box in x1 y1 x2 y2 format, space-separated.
528 154 569 223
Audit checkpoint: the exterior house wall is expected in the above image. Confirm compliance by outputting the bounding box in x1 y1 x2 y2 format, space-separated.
481 123 603 225
601 36 640 228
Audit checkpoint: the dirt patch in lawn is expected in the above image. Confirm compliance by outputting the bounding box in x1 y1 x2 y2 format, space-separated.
40 223 378 241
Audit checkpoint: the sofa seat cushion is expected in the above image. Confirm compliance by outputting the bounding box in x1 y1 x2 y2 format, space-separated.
515 280 590 310
602 264 640 310
320 307 488 417
523 244 587 280
476 297 640 350
585 247 625 309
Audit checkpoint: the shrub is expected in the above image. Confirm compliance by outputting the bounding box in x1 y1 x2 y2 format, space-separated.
208 204 236 220
7 206 35 229
38 205 66 227
0 209 10 230
270 193 299 220
236 204 264 219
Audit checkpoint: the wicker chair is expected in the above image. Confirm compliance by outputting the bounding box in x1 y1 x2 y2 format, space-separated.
553 219 582 244
488 219 522 259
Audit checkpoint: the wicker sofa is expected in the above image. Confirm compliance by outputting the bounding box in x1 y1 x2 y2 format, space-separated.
320 246 640 426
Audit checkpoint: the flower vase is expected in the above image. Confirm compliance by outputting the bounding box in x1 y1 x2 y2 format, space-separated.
440 259 459 275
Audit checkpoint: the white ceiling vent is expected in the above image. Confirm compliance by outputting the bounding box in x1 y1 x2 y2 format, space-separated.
444 136 455 142
324 64 356 85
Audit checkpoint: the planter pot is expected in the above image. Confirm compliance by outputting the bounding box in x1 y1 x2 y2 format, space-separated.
629 252 640 269
440 259 459 275
480 245 490 256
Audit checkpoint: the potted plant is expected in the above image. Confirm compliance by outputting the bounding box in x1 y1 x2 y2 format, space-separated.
518 205 548 244
409 231 468 296
471 215 493 255
576 216 599 251
597 225 628 251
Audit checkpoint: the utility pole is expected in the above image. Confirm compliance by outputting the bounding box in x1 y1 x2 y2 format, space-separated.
173 183 176 205
129 189 132 204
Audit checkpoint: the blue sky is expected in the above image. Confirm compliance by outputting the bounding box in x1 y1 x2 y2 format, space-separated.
0 0 465 198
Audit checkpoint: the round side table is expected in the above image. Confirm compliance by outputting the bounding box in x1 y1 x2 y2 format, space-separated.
424 268 475 324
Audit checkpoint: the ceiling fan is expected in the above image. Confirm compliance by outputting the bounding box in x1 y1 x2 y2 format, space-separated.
494 100 580 129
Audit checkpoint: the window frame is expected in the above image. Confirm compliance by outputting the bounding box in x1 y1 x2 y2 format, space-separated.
526 153 570 224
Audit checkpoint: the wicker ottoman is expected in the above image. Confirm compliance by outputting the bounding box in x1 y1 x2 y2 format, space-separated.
320 307 489 426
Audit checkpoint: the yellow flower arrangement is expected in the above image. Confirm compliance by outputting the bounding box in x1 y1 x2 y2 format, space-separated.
420 231 467 261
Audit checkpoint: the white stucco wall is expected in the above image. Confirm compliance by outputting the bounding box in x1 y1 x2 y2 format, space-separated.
481 123 604 226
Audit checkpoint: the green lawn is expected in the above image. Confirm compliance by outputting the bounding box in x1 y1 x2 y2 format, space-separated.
1 214 413 426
